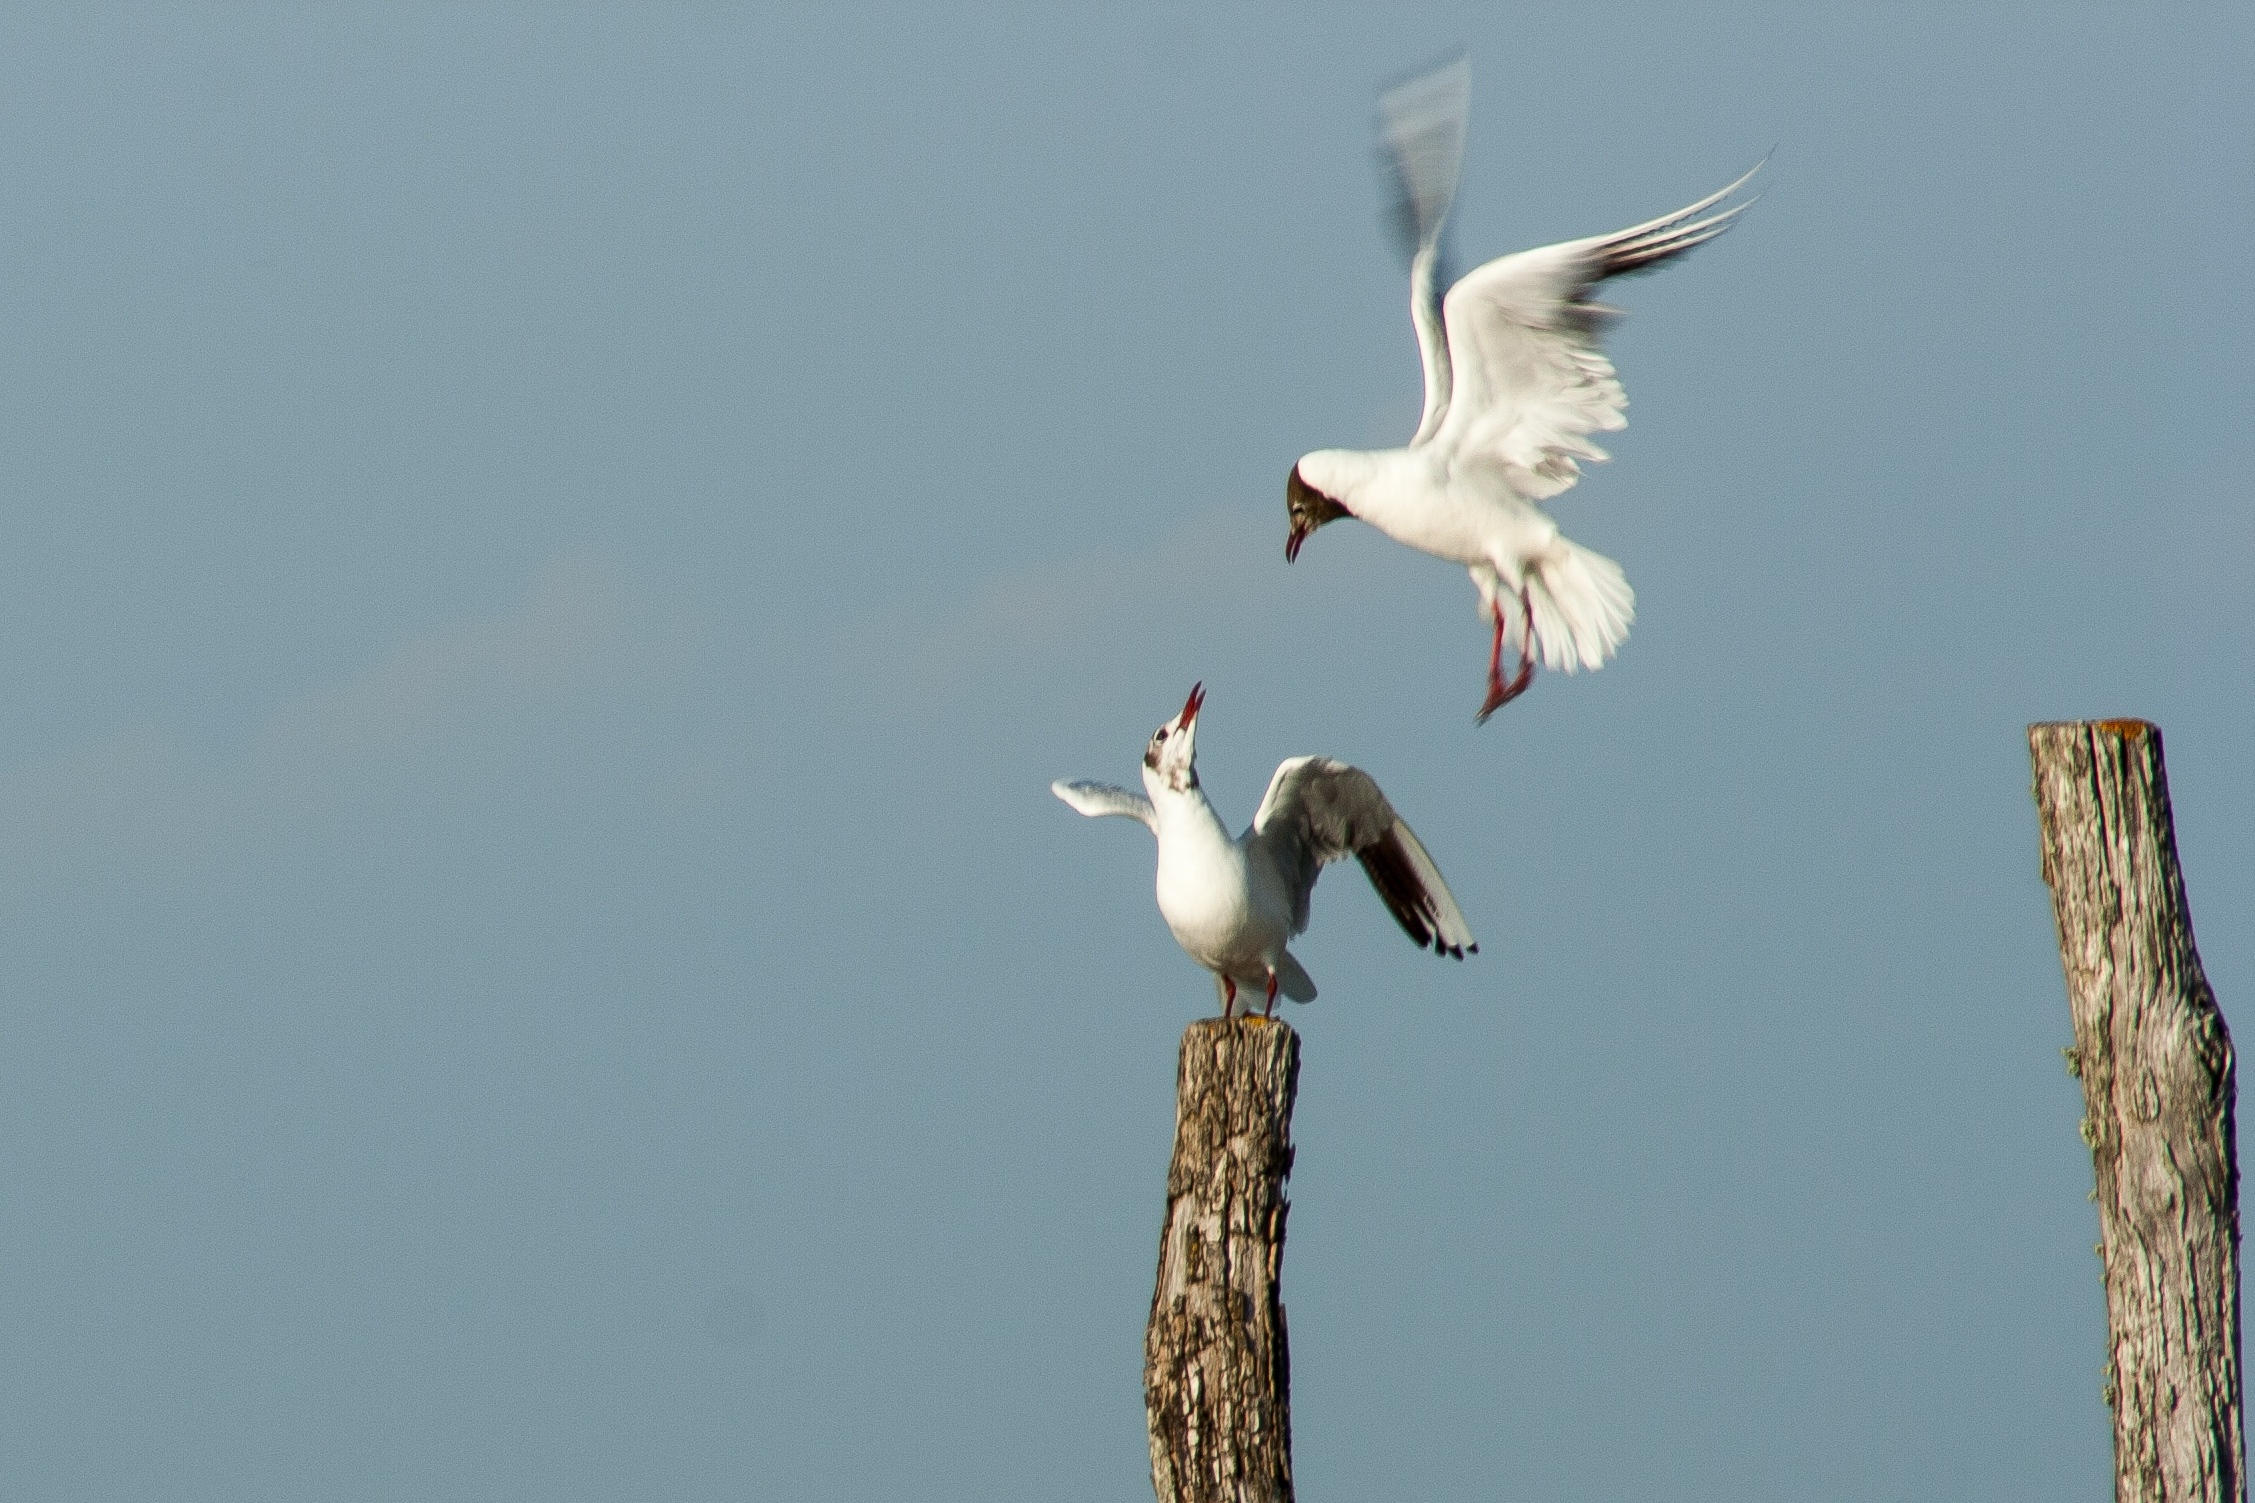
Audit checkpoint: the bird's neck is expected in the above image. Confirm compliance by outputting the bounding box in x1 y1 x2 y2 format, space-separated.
1145 774 1230 848
1302 447 1420 520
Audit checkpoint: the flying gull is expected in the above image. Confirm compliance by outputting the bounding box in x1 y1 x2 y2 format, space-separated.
1053 683 1477 1018
1285 56 1758 721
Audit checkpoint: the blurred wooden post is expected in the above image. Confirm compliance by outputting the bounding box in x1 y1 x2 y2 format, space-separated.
2030 720 2242 1503
1145 1017 1299 1503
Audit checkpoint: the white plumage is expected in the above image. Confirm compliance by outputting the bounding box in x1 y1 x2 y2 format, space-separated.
1285 56 1757 721
1053 683 1477 1018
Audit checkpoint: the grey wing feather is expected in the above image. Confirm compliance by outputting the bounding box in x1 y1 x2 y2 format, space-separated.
1428 160 1762 499
1248 757 1478 958
1051 779 1155 829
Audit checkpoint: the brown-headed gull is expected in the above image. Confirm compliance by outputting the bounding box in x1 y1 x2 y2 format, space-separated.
1053 683 1477 1018
1285 56 1758 722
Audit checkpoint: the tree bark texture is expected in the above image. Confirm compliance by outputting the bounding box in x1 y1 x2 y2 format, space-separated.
1145 1017 1299 1503
2031 720 2242 1503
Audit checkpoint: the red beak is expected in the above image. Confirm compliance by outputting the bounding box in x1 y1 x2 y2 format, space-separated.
1285 522 1309 564
1177 681 1205 728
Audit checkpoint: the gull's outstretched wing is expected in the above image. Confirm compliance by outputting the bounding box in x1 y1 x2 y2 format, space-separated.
1246 757 1477 958
1427 163 1760 500
1052 779 1156 830
1378 54 1470 446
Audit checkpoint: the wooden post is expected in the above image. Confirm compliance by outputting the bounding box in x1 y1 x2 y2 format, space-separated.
1145 1017 1299 1503
2030 720 2242 1503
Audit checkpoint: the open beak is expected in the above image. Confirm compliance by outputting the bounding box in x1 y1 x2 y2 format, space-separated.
1285 519 1309 564
1176 681 1205 730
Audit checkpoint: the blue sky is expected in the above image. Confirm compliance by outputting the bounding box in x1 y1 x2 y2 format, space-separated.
0 5 2247 1500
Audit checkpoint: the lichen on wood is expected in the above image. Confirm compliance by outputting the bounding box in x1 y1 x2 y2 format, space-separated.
1144 1017 1299 1503
2031 720 2241 1503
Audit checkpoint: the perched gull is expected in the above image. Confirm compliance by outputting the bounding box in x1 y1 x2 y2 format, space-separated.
1052 683 1477 1018
1285 56 1757 722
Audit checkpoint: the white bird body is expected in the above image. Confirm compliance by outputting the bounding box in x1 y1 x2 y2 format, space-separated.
1284 56 1755 720
1150 792 1286 987
1054 684 1476 1016
1309 447 1562 577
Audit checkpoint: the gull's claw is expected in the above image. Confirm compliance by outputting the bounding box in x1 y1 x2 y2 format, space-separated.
1474 668 1533 724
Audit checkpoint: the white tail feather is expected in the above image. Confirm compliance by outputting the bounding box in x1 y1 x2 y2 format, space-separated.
1516 538 1634 672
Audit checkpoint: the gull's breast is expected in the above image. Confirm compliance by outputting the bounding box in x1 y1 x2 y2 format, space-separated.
1155 844 1276 970
1354 462 1501 566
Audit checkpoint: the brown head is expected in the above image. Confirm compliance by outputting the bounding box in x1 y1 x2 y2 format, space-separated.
1285 463 1351 563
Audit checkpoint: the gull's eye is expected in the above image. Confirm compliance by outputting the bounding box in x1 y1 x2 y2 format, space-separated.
1155 729 1168 741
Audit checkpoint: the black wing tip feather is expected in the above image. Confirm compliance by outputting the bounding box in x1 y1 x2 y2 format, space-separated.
1598 205 1751 281
1356 825 1477 961
1356 827 1448 956
1589 161 1763 285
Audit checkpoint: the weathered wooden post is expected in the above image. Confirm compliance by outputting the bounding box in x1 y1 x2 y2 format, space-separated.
2030 720 2242 1503
1144 1016 1299 1503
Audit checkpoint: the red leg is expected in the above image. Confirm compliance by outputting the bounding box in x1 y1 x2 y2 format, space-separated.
1220 976 1237 1020
1514 585 1537 690
1476 587 1538 724
1263 970 1280 1019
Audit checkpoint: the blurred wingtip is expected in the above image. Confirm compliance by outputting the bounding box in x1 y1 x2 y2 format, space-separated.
1377 46 1469 109
1375 49 1473 265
